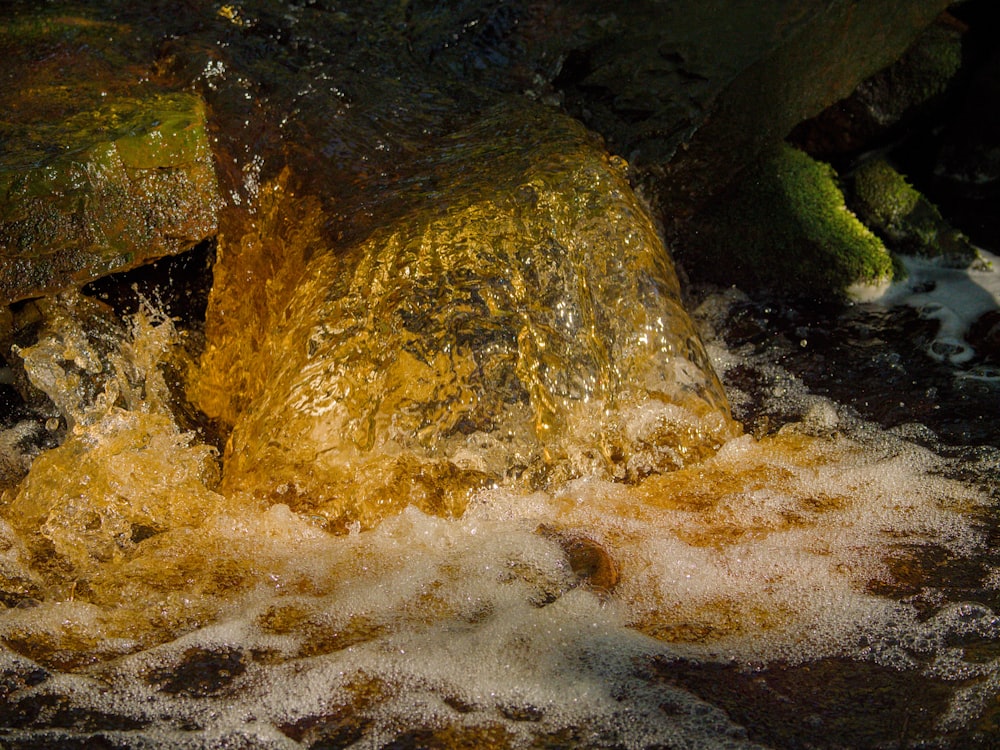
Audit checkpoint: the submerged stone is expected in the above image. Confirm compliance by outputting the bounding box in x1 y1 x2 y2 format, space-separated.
212 104 737 530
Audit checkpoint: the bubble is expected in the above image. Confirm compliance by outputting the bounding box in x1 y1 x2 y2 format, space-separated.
1 278 996 747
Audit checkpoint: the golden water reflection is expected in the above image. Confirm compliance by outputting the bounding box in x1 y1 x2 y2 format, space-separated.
0 104 995 747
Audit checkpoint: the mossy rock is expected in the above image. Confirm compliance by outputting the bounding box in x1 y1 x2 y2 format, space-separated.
682 144 893 297
849 158 978 265
0 93 221 306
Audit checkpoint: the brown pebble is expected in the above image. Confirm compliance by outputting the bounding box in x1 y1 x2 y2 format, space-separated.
536 524 619 595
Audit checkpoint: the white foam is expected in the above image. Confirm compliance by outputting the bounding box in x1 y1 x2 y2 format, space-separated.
1 288 998 747
875 249 1000 364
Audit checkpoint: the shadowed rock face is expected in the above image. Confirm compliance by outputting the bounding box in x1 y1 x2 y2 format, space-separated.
1 1 951 306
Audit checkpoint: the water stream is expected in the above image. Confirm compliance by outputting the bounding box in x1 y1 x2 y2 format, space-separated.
2 112 999 748
2 3 1000 747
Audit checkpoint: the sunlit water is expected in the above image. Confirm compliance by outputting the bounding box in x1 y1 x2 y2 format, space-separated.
1 278 999 748
2 283 998 749
2 109 999 748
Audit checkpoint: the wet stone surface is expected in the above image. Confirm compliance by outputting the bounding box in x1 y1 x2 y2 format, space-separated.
704 292 1000 449
0 8 222 305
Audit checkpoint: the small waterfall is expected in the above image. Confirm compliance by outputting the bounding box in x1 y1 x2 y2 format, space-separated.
0 104 997 750
211 104 738 531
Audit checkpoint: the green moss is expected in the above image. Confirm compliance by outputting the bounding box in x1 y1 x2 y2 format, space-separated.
685 144 893 296
776 146 892 285
852 159 920 228
850 157 977 265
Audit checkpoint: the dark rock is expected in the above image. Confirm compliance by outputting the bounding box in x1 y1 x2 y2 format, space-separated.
0 92 220 306
537 524 619 595
934 37 1000 185
653 0 952 214
968 309 1000 362
147 645 247 698
789 15 965 159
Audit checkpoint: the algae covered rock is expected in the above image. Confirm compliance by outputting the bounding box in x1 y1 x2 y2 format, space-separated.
0 92 221 306
681 144 893 296
213 104 738 531
849 157 977 265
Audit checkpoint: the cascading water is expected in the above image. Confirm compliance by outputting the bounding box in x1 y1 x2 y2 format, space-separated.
212 106 736 530
2 98 999 749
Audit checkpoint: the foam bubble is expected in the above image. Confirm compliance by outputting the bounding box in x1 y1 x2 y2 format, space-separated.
876 249 1000 365
1 288 998 746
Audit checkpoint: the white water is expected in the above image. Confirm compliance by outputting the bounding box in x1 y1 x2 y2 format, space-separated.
1 287 998 748
876 249 1000 370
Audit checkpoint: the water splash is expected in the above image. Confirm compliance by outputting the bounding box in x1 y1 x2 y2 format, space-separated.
1 109 997 748
0 274 996 748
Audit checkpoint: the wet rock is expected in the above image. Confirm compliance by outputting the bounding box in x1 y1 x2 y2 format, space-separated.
968 309 1000 362
880 4 1000 255
0 8 221 306
790 15 965 159
537 524 619 596
131 0 958 333
1 0 954 321
848 157 978 265
551 1 950 182
0 91 221 306
678 144 893 297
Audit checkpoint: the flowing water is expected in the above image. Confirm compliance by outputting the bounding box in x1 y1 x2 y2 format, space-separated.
2 274 998 749
1 7 1000 745
2 142 1000 748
